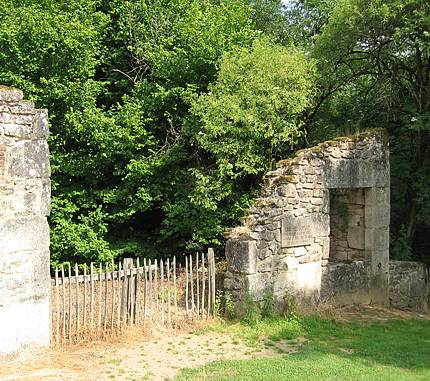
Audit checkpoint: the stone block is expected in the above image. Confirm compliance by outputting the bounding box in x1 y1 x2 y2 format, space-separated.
365 205 389 228
365 187 390 206
277 183 297 198
0 299 50 355
33 109 49 139
348 188 365 204
0 179 51 216
273 270 297 297
365 228 389 252
2 123 33 138
245 273 270 301
259 256 273 272
225 239 257 274
0 217 50 254
294 247 308 257
296 262 321 290
7 140 50 179
323 158 389 189
0 86 23 102
224 271 245 291
347 226 365 249
370 249 389 274
281 213 329 248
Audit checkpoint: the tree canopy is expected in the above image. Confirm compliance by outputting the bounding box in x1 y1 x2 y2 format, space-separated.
0 0 428 265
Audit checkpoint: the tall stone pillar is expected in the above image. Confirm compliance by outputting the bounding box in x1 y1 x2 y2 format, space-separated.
0 86 51 354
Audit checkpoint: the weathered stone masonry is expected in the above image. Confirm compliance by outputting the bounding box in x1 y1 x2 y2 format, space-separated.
0 86 51 354
225 129 390 309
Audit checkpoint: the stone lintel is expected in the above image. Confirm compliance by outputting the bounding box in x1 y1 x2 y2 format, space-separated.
225 239 257 274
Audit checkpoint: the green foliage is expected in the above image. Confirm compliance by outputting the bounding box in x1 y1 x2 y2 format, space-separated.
390 225 413 261
0 0 271 265
3 0 428 267
191 37 316 176
261 291 276 319
241 292 261 327
224 291 236 320
214 290 223 318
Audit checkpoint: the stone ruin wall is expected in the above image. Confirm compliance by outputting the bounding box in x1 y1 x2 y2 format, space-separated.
389 261 429 313
225 129 391 310
0 86 51 355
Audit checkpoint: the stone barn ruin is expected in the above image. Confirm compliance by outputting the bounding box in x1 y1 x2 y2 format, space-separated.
225 129 391 309
0 86 51 354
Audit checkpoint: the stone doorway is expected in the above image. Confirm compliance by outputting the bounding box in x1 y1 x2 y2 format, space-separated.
329 188 366 263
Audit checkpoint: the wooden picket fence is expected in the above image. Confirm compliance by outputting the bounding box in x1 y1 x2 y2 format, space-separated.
51 249 216 347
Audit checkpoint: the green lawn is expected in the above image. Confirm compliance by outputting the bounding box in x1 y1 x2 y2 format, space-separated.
175 316 430 381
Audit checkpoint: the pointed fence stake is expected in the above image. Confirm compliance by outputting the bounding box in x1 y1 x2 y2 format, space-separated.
111 259 115 332
83 264 87 327
68 263 72 342
75 263 80 337
90 263 94 328
196 253 200 318
61 265 66 344
98 263 103 334
201 253 206 318
143 258 148 323
185 256 189 316
173 256 177 322
104 262 108 332
161 259 165 325
189 255 195 314
167 258 171 325
55 267 60 347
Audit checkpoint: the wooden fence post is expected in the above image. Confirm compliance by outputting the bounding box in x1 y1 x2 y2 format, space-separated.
55 267 60 347
117 261 122 330
136 258 141 324
173 256 177 321
111 259 115 332
185 256 189 316
189 254 195 314
167 258 171 325
104 262 108 331
68 263 72 341
196 252 200 318
209 248 216 317
207 253 211 317
61 265 66 343
143 258 148 323
98 263 102 333
154 259 159 315
75 263 80 336
161 259 165 325
83 263 87 327
90 263 94 328
148 259 153 320
121 258 133 323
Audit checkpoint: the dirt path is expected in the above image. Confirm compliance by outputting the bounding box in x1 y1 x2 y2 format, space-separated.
1 306 427 381
0 326 303 381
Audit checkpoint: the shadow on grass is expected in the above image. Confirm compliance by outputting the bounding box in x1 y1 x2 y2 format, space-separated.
300 316 430 371
175 316 430 381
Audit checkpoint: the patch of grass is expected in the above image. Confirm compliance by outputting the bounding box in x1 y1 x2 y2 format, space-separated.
175 316 430 381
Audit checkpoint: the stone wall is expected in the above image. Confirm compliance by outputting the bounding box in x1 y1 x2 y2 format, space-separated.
389 261 428 312
225 129 390 310
0 86 51 355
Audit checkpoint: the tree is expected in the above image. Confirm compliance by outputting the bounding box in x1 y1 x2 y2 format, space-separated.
191 37 316 176
296 0 430 262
